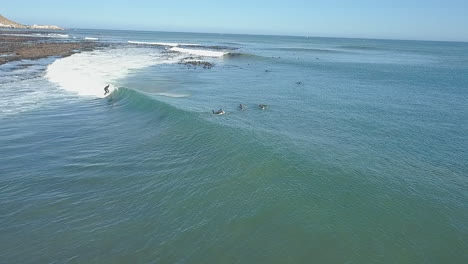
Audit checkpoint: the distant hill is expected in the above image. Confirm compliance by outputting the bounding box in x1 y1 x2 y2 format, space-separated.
0 14 63 30
0 14 27 28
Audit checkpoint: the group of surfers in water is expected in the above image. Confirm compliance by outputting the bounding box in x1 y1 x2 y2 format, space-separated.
104 84 266 116
212 104 267 115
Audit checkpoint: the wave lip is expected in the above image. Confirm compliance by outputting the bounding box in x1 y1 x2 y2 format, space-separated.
85 37 99 41
170 47 228 57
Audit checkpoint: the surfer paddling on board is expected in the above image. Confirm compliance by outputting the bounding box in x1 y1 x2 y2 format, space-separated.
104 84 110 96
212 109 225 115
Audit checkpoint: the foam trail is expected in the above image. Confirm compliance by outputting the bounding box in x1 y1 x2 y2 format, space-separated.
170 47 228 57
85 37 99 40
46 47 180 98
0 57 75 116
156 92 189 98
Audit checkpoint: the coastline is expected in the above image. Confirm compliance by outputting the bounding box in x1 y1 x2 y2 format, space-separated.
0 30 98 65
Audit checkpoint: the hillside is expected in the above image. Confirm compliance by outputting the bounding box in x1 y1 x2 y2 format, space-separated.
0 14 27 28
0 14 62 30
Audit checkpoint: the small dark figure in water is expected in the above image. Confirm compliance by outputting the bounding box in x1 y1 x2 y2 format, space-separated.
104 84 110 95
259 104 267 110
239 104 246 110
296 81 303 85
212 109 225 115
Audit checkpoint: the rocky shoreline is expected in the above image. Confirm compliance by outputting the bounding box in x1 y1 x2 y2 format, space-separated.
0 31 99 65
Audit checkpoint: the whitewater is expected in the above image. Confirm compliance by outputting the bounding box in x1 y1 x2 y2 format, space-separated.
45 47 177 97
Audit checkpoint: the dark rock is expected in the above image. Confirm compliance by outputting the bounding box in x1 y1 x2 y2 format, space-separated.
180 60 214 69
0 32 104 65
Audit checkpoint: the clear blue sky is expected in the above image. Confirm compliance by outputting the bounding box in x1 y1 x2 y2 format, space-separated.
2 0 468 41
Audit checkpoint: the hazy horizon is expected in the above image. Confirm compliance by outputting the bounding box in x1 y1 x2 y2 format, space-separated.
55 27 468 44
2 0 468 42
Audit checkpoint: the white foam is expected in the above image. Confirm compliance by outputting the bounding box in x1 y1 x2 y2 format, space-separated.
45 33 69 38
170 47 228 57
0 77 72 117
180 43 201 47
85 37 99 40
45 47 181 98
128 41 200 47
2 33 69 38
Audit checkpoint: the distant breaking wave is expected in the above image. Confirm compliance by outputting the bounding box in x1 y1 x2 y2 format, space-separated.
270 47 350 54
128 41 200 47
170 47 228 57
128 41 232 57
2 33 69 38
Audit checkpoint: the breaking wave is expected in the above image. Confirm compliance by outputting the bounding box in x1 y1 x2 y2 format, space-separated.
128 41 200 47
45 47 182 98
170 47 228 57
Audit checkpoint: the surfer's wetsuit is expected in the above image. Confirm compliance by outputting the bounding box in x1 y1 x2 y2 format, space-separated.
104 85 110 95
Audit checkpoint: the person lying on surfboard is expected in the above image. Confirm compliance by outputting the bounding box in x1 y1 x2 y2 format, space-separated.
212 109 225 115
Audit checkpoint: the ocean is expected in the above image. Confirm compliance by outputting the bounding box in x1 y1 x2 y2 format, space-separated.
0 29 467 263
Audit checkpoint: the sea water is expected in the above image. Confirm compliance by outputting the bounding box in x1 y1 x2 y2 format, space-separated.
0 29 467 263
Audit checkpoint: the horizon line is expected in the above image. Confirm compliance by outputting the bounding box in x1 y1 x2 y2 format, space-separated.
64 27 468 44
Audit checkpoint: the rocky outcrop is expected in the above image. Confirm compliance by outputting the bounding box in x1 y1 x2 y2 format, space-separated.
181 60 214 69
0 33 100 65
0 14 63 30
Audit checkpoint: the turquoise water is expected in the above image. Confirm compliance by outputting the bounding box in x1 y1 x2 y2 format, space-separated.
1 29 467 263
